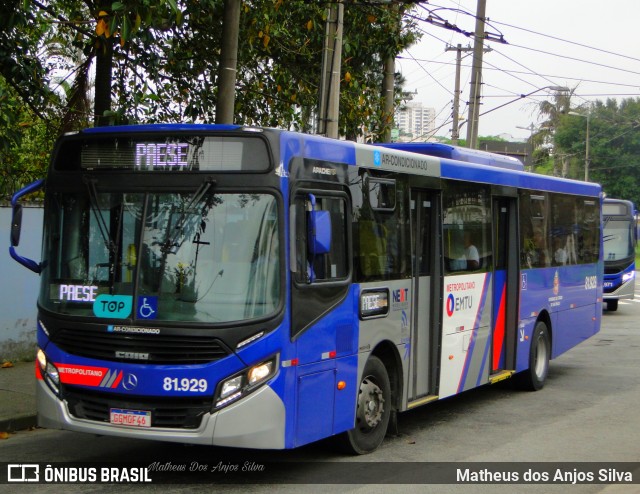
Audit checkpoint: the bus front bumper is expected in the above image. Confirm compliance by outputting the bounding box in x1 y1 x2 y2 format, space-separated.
603 278 635 301
37 379 286 449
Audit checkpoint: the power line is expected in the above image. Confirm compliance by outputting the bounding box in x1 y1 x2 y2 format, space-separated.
402 2 640 96
488 48 564 92
405 49 456 97
505 43 640 78
396 56 640 91
431 0 640 67
490 19 640 66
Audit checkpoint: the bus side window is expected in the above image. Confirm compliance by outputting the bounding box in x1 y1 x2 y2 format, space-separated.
293 193 348 284
442 182 491 274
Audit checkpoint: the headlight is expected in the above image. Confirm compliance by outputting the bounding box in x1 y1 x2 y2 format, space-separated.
248 360 274 384
36 347 61 396
214 356 278 410
220 375 243 399
46 362 60 385
37 348 47 369
622 271 635 282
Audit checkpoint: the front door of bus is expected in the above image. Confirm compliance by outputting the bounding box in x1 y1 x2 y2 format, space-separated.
491 197 518 373
408 190 439 400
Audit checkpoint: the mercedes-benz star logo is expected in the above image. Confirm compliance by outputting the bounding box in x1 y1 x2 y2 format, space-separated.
122 373 138 391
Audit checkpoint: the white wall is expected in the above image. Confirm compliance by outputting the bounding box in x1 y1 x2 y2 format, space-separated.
0 205 43 361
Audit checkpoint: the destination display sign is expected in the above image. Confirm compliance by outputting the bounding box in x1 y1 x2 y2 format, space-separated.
69 135 270 172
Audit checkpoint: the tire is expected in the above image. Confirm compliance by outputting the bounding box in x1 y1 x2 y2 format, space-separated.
515 321 550 391
607 300 618 312
338 356 391 455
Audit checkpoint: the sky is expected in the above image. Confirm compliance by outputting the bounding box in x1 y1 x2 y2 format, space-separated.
396 0 640 141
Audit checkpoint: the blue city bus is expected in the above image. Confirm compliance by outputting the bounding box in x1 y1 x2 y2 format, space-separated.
9 126 603 454
602 198 636 311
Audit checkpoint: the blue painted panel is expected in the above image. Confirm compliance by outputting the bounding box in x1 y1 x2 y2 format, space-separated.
519 264 599 319
82 124 240 134
518 263 600 365
441 160 600 197
295 366 335 447
280 132 356 166
333 355 358 435
556 305 597 357
294 285 357 365
515 318 534 373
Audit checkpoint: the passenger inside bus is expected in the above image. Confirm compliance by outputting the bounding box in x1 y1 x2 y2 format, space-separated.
464 232 480 270
553 236 567 265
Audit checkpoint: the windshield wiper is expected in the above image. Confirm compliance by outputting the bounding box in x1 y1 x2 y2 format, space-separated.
162 177 216 254
84 177 116 255
83 177 125 292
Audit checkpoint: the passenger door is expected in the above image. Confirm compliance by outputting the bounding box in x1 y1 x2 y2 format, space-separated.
491 196 519 374
407 189 439 402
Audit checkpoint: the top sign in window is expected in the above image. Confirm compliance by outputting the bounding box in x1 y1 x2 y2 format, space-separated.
62 135 270 172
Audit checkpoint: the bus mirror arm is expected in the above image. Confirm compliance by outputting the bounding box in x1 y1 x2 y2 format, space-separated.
9 179 44 274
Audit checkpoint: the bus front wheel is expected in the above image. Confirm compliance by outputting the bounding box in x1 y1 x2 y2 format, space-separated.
339 356 391 454
515 321 550 391
607 300 618 311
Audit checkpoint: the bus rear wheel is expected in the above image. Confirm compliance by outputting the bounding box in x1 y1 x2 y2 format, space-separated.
515 321 550 391
339 356 391 455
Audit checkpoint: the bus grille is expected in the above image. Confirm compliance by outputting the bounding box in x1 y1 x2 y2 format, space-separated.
51 328 230 364
64 388 212 429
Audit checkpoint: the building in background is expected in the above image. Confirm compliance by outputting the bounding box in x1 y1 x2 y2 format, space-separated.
394 101 436 142
478 138 528 165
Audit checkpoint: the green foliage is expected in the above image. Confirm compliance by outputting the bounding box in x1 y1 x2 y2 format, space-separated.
0 80 58 200
1 0 423 197
554 97 640 206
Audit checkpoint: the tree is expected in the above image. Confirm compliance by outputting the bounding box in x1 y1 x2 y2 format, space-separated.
536 87 575 176
0 0 422 198
554 97 640 206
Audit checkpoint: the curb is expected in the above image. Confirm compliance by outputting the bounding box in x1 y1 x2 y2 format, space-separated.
0 414 37 433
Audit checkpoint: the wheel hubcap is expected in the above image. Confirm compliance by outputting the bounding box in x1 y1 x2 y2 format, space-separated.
357 377 384 429
534 335 548 378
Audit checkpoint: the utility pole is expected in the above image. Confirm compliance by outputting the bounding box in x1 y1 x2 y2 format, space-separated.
465 0 487 149
445 44 472 145
380 2 402 143
215 0 241 124
516 123 538 171
94 6 113 127
317 1 344 139
381 56 395 142
568 103 591 181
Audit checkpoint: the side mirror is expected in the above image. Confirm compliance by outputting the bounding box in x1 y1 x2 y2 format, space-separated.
308 210 332 256
9 178 44 273
10 204 23 247
306 194 332 283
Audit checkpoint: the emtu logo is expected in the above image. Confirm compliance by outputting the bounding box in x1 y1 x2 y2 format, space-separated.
446 293 473 317
446 294 455 317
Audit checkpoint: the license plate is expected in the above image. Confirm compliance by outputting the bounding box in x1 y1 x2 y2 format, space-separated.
109 408 151 428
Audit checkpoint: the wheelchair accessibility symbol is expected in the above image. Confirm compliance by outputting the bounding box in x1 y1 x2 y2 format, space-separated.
137 296 158 319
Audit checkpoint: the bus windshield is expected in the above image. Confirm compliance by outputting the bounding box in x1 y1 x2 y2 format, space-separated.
40 189 280 323
603 217 635 261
